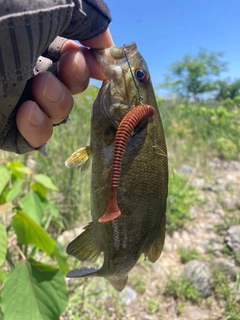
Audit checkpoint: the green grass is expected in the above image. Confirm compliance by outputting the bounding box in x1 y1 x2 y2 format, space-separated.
163 269 240 319
63 278 125 319
166 172 198 235
164 274 202 304
177 247 201 264
214 206 240 237
213 270 240 320
159 99 240 164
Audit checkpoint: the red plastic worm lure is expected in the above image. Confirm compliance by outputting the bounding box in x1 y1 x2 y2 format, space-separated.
98 104 155 223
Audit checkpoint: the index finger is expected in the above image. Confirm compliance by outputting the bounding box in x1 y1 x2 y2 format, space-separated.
79 28 114 80
80 28 114 49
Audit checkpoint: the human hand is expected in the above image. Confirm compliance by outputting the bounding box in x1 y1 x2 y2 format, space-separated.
16 29 114 149
0 0 112 154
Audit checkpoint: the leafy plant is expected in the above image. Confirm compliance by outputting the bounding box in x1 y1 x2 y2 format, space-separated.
147 297 160 314
0 161 68 320
222 98 236 108
233 95 240 106
216 79 240 101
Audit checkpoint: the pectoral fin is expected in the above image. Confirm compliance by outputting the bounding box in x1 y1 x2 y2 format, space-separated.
145 214 166 263
66 223 101 262
65 146 91 171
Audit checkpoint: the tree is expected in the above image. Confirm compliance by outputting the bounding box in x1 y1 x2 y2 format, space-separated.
215 78 240 101
162 47 227 101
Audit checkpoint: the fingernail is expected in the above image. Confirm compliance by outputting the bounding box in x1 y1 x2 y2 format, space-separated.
43 73 64 103
72 51 85 80
28 102 45 127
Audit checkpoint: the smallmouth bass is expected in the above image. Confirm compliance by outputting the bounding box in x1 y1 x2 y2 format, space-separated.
65 42 168 291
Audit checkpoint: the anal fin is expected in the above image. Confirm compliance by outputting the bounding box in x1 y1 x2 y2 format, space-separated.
66 222 101 262
145 214 166 263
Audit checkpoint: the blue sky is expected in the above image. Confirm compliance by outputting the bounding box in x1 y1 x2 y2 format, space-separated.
103 0 239 90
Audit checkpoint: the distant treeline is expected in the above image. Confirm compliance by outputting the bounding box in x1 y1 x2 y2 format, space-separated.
161 47 240 104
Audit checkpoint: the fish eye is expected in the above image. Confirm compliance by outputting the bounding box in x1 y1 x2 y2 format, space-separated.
135 68 149 83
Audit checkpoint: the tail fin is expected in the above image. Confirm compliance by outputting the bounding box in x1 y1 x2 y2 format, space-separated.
106 276 128 292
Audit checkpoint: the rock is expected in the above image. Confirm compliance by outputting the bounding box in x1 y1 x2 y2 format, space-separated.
203 184 214 191
191 178 205 188
185 305 211 320
179 164 194 175
119 285 137 305
208 158 221 169
182 260 213 297
229 282 240 303
221 198 240 211
207 240 223 257
212 258 240 281
223 161 240 171
213 184 226 192
200 199 218 212
225 225 240 255
140 315 158 320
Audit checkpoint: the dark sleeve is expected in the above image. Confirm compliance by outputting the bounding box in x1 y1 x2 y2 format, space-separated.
61 0 111 41
0 0 111 154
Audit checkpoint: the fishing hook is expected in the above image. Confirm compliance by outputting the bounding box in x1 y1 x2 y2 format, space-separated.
123 45 143 104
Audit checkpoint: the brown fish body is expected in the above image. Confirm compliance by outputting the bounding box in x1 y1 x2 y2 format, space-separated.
66 43 168 291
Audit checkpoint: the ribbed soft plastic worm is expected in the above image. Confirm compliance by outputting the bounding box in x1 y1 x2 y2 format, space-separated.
98 104 155 223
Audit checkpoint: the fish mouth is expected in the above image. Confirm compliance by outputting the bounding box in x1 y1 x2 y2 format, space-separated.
92 43 138 84
92 42 137 69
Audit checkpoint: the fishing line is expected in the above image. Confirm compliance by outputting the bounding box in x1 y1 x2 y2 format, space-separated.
123 45 143 104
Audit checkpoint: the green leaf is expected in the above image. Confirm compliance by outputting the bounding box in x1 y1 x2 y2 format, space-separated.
54 243 70 274
20 192 45 224
2 259 68 320
0 223 7 266
47 201 59 218
33 174 59 191
12 211 55 255
32 182 48 198
7 161 32 178
0 166 11 196
6 179 23 202
0 268 6 285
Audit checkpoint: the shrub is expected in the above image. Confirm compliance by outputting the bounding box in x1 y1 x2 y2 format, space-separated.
0 161 68 319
